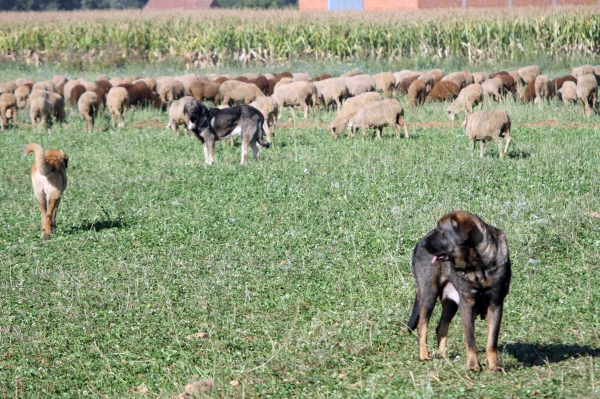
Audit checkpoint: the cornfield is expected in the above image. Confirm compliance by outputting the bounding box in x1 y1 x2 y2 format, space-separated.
0 7 599 67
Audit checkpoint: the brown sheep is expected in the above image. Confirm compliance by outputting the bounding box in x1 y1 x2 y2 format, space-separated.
0 93 17 130
107 87 130 128
428 81 459 102
166 96 194 135
551 75 577 91
15 85 31 109
329 92 382 138
344 74 376 97
70 84 86 107
408 79 427 106
272 81 317 118
48 93 66 124
348 99 409 139
29 97 53 131
372 72 396 97
78 91 100 131
534 75 555 103
446 84 483 120
463 109 511 158
189 81 221 104
576 73 598 117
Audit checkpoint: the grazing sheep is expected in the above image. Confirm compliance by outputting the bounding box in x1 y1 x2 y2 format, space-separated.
344 74 376 97
517 65 540 85
272 81 317 118
0 82 17 94
14 85 31 109
463 109 512 158
219 81 264 105
551 75 577 91
29 97 53 131
534 74 555 103
348 99 409 139
319 79 349 110
441 72 467 91
77 91 100 131
408 79 427 106
397 75 420 95
472 71 489 85
482 78 504 102
189 81 221 104
520 79 536 103
0 93 17 130
576 73 598 117
69 84 86 107
328 92 382 138
558 81 577 105
428 81 459 102
107 87 130 128
249 96 279 142
373 72 396 96
446 83 483 121
48 93 66 123
166 96 194 135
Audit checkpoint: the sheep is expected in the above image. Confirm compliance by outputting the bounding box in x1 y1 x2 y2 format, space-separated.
328 92 382 138
0 93 17 130
481 78 504 102
70 84 86 107
249 96 279 142
428 81 459 102
517 65 540 85
558 81 577 105
520 79 536 103
106 87 130 128
77 91 100 131
472 71 489 85
534 74 555 103
441 72 467 90
272 81 318 119
29 97 53 132
372 72 396 97
463 109 512 158
0 82 17 94
344 74 376 97
219 81 265 105
48 93 66 124
166 96 194 135
551 75 577 91
189 81 221 104
348 99 409 139
576 73 598 117
14 85 31 109
408 79 427 106
446 83 483 121
319 79 349 111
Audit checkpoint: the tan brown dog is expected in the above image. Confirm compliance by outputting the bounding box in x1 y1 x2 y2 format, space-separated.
25 143 68 238
408 210 511 371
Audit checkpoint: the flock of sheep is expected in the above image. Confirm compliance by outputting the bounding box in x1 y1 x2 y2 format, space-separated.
0 63 598 157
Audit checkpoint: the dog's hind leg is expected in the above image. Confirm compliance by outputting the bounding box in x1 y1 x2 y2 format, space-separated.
436 300 458 359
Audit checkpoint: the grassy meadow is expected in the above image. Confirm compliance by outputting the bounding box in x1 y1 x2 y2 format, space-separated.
1 69 600 397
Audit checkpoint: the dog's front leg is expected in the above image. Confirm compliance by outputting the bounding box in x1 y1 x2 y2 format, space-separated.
485 303 504 371
459 302 480 370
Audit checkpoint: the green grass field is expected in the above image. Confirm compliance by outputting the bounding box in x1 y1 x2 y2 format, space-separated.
1 78 600 397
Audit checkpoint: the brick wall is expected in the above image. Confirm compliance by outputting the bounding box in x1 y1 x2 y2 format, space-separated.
299 0 596 10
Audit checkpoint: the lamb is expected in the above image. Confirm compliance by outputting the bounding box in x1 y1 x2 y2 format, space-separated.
271 81 317 119
347 99 409 139
558 81 577 105
408 79 427 106
14 85 31 109
77 91 100 131
48 93 66 124
534 74 555 103
428 81 459 102
517 65 540 85
319 79 349 110
551 75 577 91
249 96 279 142
441 72 468 91
328 92 382 138
576 73 598 117
372 72 396 97
189 81 221 104
0 93 17 130
107 87 130 128
481 78 504 102
463 109 512 158
29 97 53 132
218 81 265 105
344 74 376 96
446 83 483 120
166 95 194 135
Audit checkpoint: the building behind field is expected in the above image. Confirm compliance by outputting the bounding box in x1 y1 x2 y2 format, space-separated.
144 0 220 10
300 0 592 11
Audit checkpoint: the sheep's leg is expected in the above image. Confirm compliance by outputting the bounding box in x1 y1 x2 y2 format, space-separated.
479 141 486 158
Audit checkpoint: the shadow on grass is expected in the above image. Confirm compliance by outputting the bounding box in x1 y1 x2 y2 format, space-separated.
68 217 129 233
503 342 600 367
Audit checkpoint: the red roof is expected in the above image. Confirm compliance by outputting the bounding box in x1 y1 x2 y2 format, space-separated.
144 0 220 9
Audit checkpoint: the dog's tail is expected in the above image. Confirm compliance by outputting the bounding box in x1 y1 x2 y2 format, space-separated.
407 295 420 333
25 142 51 175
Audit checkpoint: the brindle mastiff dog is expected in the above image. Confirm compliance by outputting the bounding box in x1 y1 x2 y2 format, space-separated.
408 210 511 371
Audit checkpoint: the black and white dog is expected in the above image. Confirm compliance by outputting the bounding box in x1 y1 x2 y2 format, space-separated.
183 100 270 165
